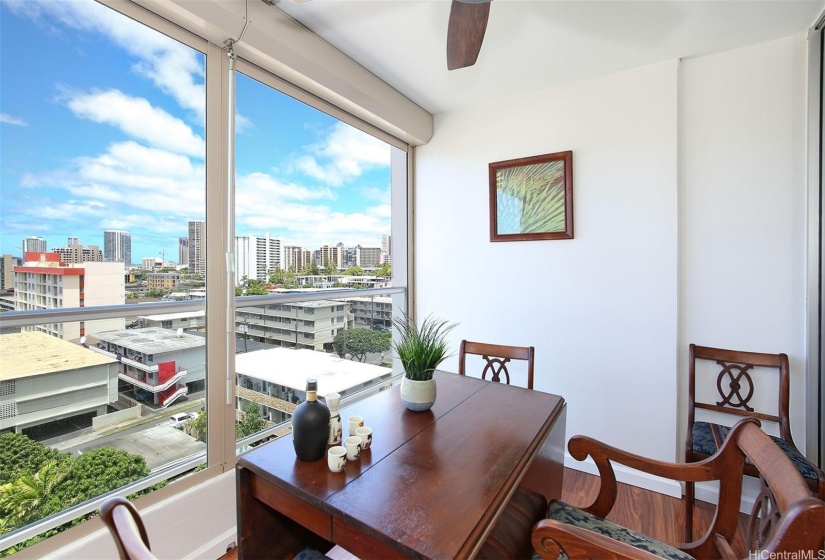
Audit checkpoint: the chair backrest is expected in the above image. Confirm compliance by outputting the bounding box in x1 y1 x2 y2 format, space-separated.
458 340 534 389
688 344 792 443
100 496 157 560
729 422 824 555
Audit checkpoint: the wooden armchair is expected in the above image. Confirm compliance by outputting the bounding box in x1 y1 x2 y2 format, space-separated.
532 419 825 559
458 340 535 389
685 344 825 539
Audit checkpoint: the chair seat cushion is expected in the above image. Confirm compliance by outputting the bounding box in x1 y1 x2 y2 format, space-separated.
532 500 696 560
692 421 819 481
476 487 548 559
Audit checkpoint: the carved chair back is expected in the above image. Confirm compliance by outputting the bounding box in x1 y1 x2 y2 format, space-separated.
458 340 534 390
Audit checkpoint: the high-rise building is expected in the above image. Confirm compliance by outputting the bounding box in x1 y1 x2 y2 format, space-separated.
319 244 344 270
235 234 283 283
178 237 189 266
283 245 313 272
103 230 132 266
142 257 161 270
53 243 103 264
357 246 383 268
1 254 21 290
14 252 125 339
67 237 80 246
382 234 392 256
188 221 206 277
22 236 47 254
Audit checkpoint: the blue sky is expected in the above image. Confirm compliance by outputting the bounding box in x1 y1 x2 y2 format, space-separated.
0 0 391 265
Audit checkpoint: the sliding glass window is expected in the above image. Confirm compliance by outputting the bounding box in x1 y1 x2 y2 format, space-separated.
232 64 408 449
0 0 207 554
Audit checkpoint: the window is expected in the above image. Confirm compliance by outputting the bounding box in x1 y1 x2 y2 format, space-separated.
0 0 409 554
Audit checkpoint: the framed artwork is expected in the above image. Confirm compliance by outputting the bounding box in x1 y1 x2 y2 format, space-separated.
489 150 573 242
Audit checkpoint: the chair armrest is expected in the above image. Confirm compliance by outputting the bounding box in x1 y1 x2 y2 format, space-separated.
532 519 663 560
713 534 737 560
567 419 759 518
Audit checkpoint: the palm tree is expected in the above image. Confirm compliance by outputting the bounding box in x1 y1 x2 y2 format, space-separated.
0 460 65 529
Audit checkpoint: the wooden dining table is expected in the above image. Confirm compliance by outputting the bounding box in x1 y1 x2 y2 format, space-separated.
236 370 567 560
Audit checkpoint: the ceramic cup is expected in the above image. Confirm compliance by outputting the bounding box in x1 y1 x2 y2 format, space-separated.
355 426 373 450
327 446 347 473
348 415 364 436
345 436 362 461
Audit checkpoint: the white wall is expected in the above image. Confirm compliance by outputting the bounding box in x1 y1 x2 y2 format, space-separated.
416 61 681 481
415 34 810 492
679 35 809 446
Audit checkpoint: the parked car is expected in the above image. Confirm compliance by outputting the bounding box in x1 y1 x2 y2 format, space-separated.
371 324 390 332
169 412 197 429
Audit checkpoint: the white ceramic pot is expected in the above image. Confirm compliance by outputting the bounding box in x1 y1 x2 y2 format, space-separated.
400 376 436 412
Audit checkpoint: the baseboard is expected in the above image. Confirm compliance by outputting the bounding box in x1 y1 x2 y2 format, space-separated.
185 527 237 560
565 454 759 514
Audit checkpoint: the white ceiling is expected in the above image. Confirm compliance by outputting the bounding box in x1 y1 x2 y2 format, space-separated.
273 0 825 115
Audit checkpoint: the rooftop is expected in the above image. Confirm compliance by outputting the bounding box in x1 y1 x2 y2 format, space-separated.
95 327 205 354
138 310 206 321
236 347 391 395
0 331 116 381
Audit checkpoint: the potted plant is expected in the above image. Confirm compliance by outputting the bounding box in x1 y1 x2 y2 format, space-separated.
392 312 458 412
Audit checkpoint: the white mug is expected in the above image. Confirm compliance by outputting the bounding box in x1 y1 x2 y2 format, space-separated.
348 415 364 436
345 436 362 461
355 426 373 450
327 446 346 473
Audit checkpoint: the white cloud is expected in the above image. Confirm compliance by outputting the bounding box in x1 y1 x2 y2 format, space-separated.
66 90 204 158
4 0 204 120
1 113 27 126
296 123 390 186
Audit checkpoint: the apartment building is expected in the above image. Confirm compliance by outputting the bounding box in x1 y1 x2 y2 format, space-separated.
236 300 351 351
53 243 103 264
1 254 20 291
178 237 189 266
103 230 132 266
13 253 125 339
356 246 383 267
22 236 47 254
318 244 343 269
138 310 206 331
147 272 181 290
0 331 118 434
235 234 283 282
344 295 393 327
283 245 313 272
90 327 205 408
188 221 206 276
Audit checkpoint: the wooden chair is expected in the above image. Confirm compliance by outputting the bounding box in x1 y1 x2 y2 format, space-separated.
532 419 825 559
458 340 535 389
100 497 156 560
685 344 825 540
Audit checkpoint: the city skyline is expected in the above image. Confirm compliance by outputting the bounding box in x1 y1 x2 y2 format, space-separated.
0 0 392 264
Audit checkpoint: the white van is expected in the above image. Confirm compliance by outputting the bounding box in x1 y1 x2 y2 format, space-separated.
169 412 196 429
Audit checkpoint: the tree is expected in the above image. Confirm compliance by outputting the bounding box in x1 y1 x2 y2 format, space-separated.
343 266 364 276
333 329 391 362
237 403 266 439
145 289 165 298
374 263 391 277
184 410 207 443
324 259 337 275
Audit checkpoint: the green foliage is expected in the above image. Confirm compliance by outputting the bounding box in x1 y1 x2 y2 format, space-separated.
270 268 298 288
126 292 139 300
333 329 391 363
185 410 207 443
392 312 457 381
144 289 165 298
343 266 365 276
323 260 337 275
374 263 391 277
0 433 67 486
0 435 153 551
301 261 320 276
236 402 266 439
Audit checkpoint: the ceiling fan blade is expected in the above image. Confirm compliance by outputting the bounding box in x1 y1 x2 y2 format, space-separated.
447 0 491 71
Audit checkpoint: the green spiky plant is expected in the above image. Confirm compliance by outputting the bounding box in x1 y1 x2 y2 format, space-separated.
392 312 458 381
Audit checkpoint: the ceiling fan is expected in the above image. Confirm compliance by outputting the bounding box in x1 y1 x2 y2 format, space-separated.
447 0 492 71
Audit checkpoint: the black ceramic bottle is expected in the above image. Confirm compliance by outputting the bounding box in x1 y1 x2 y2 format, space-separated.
292 379 330 461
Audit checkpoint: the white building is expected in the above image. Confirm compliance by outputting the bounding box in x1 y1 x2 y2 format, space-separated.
53 243 103 264
1 254 20 291
90 327 205 408
235 347 391 424
22 236 47 254
237 300 351 351
283 246 313 272
235 234 283 283
142 258 162 270
0 331 118 434
138 310 206 331
13 253 126 340
343 295 393 327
